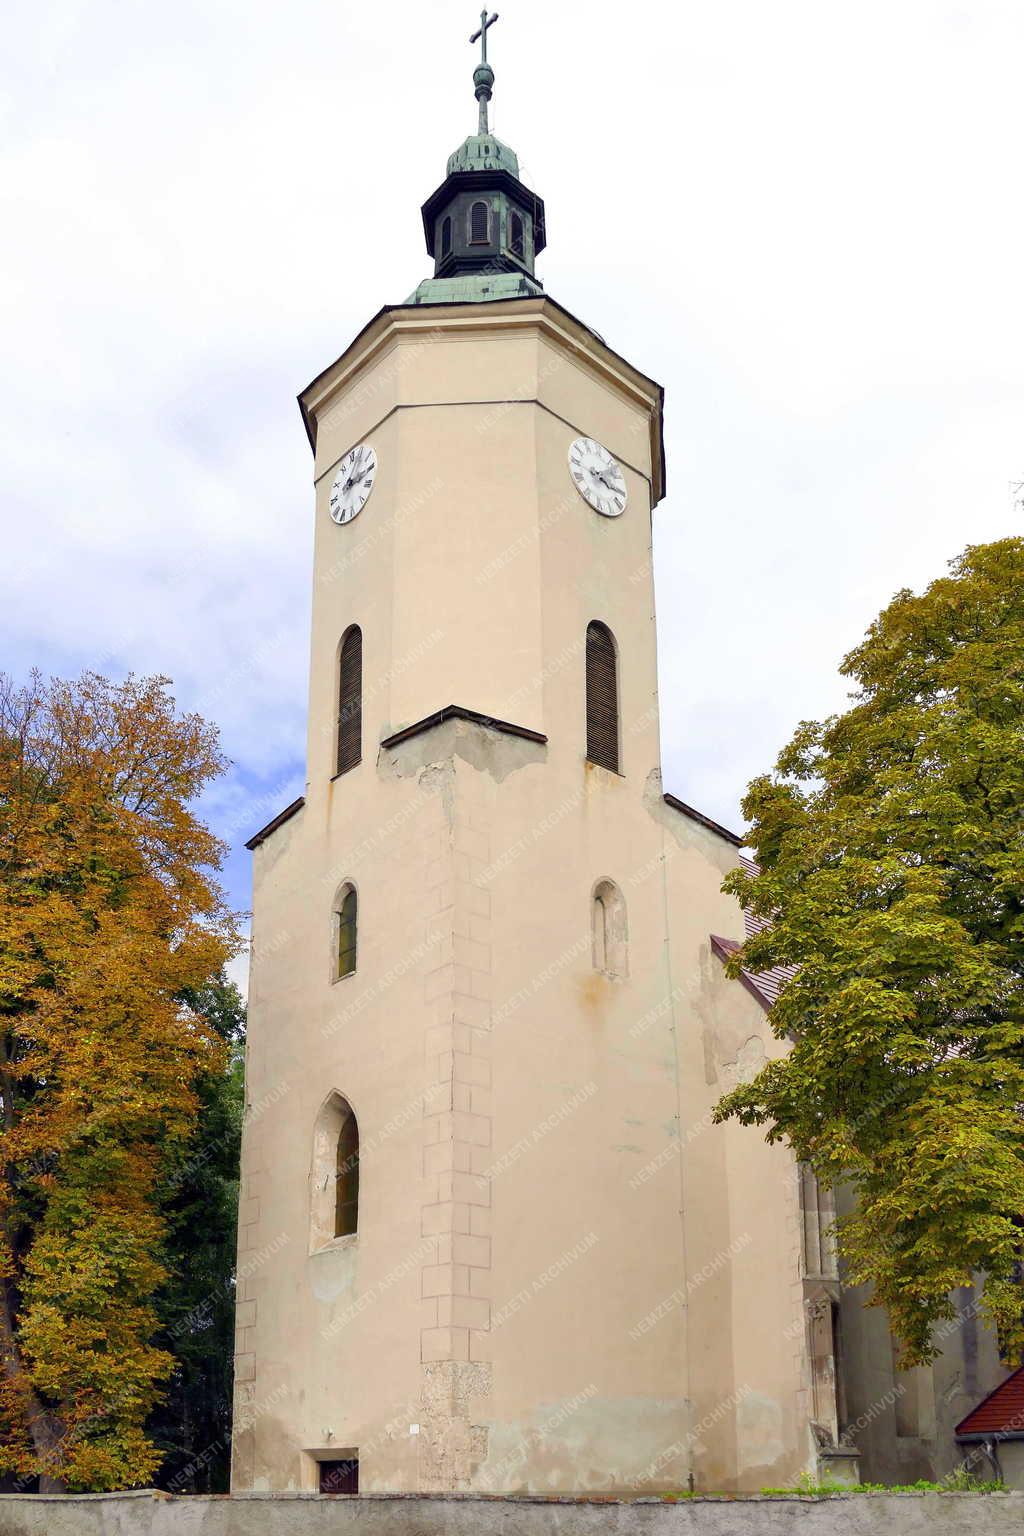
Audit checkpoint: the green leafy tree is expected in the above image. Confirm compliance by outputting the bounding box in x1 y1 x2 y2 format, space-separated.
716 538 1024 1362
0 670 240 1490
149 974 245 1494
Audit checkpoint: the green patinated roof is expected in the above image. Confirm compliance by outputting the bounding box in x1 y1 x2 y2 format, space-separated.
405 22 541 304
405 271 544 307
447 133 520 178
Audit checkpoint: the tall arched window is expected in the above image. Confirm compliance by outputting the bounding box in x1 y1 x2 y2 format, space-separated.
509 211 524 259
592 879 627 978
440 215 452 258
336 625 362 776
334 883 357 980
310 1093 359 1250
469 200 489 244
593 886 609 972
335 1108 360 1238
586 621 619 772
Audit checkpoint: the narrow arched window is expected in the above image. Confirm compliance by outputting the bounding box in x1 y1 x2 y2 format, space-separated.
593 889 608 972
441 215 452 258
592 879 627 977
310 1093 360 1250
586 622 619 772
469 200 489 244
337 625 362 776
335 1107 360 1238
510 212 524 258
335 884 357 979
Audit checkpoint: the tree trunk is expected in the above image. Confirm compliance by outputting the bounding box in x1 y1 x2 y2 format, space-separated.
0 1276 65 1488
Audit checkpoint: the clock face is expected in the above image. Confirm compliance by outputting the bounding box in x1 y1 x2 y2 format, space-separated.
329 443 377 525
568 437 626 517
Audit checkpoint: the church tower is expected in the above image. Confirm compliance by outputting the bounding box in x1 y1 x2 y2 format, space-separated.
231 18 853 1496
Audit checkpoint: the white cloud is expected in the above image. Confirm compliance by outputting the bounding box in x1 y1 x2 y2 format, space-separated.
2 0 1021 889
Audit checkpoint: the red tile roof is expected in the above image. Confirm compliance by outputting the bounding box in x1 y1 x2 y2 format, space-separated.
956 1367 1024 1439
710 857 798 1013
710 934 796 1013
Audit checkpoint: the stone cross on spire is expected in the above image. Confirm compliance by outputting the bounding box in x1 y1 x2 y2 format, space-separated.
469 10 499 134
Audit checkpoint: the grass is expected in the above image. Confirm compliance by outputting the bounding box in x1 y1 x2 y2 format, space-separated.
759 1470 1005 1496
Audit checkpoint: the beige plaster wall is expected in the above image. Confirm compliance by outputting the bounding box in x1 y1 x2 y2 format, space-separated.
234 299 814 1497
235 765 442 1492
304 306 657 756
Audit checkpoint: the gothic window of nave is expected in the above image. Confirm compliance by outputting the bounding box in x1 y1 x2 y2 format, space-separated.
335 1107 360 1239
310 1093 360 1250
333 883 357 980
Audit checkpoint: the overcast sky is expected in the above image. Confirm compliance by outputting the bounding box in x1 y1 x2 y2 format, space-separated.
3 0 1022 992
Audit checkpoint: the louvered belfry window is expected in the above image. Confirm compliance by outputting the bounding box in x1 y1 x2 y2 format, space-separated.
586 621 619 772
337 626 362 776
469 200 489 244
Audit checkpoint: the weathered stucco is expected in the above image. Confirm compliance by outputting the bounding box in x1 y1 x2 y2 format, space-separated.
1 1492 1021 1536
233 295 999 1499
234 298 825 1495
382 716 547 786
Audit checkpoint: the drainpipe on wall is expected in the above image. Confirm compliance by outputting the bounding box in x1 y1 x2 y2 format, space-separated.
983 1437 1003 1484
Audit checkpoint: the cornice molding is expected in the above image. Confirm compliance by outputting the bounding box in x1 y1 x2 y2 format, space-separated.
311 399 654 496
663 792 743 848
245 795 306 852
380 705 547 751
298 296 666 504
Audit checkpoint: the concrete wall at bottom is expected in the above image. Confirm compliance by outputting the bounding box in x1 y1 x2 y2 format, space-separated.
998 1443 1024 1490
0 1491 1021 1536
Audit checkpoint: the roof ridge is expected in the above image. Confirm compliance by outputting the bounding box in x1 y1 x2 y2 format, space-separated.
955 1364 1024 1438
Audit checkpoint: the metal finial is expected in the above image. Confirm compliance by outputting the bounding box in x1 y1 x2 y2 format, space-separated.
469 10 499 135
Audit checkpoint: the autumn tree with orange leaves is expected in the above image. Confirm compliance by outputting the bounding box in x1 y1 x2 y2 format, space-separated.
0 671 241 1491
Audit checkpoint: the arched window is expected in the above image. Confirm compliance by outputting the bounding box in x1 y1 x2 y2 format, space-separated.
592 879 627 978
310 1093 359 1249
586 621 619 772
336 625 362 776
593 886 609 972
469 200 489 244
335 1108 360 1238
334 883 357 980
509 211 524 259
441 215 452 258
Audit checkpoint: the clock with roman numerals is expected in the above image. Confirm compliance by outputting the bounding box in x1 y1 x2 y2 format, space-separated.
568 436 626 517
329 443 377 525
